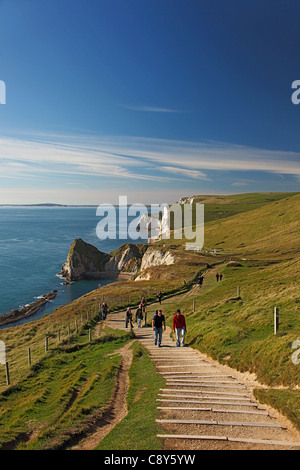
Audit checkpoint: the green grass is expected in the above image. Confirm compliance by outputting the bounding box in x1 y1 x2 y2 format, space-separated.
161 258 300 387
204 192 300 258
95 341 165 451
0 329 132 450
1 192 300 445
254 389 300 432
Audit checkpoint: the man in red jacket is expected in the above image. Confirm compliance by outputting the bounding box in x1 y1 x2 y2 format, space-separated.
172 309 187 347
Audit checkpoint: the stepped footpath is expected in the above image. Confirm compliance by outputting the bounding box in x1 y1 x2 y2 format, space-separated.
106 309 300 451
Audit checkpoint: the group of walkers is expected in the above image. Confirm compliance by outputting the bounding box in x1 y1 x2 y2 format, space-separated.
100 286 188 348
124 291 187 348
125 296 147 329
216 272 223 282
152 308 186 348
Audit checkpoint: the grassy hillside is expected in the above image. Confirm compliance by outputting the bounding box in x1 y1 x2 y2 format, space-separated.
162 256 300 386
204 192 300 258
0 192 299 447
193 192 299 222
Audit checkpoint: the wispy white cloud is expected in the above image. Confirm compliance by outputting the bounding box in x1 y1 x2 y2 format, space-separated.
160 166 211 181
1 133 300 189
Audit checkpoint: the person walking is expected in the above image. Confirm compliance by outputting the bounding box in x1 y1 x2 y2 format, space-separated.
125 307 133 329
152 309 166 347
101 302 109 320
216 273 219 282
140 297 147 314
135 304 143 328
157 291 163 304
172 309 187 347
219 273 223 281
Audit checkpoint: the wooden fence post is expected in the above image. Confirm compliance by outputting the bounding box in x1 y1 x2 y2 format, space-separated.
5 361 10 386
45 336 48 352
28 347 31 366
274 307 279 335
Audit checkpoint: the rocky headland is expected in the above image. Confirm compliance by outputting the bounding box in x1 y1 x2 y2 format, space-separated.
60 238 177 282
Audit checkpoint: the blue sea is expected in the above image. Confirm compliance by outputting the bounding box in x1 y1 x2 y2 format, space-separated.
0 206 147 327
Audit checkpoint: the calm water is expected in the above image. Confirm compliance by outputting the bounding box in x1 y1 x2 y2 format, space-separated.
0 206 146 327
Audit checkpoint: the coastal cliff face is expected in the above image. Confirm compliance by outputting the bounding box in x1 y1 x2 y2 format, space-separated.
61 239 149 281
61 238 175 282
134 247 175 281
61 239 110 281
105 243 148 273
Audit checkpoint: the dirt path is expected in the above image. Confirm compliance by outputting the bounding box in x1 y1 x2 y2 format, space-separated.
72 340 134 450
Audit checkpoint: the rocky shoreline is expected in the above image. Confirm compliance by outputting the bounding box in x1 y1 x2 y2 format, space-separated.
0 290 57 327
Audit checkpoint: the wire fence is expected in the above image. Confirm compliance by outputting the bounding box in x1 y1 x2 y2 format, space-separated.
0 282 192 389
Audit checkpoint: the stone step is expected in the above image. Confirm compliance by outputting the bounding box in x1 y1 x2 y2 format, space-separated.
157 406 269 416
156 418 284 429
157 398 259 407
156 434 300 448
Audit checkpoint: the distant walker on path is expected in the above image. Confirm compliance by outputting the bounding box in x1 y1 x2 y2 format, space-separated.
101 302 109 320
125 307 133 329
140 297 147 314
135 305 143 328
173 309 187 347
152 309 166 347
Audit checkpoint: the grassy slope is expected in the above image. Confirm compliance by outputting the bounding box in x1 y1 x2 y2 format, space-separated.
0 192 299 447
203 192 300 258
195 192 299 222
162 256 300 386
0 329 132 450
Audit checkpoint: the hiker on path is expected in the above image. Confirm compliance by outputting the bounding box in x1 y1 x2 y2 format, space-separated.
101 302 109 320
135 305 143 328
157 291 163 304
140 297 147 314
219 273 223 281
173 309 187 347
152 309 166 347
216 273 219 282
125 307 133 329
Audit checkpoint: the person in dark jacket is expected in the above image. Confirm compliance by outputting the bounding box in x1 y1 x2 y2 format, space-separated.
152 309 166 347
135 305 143 328
101 302 109 320
125 308 133 329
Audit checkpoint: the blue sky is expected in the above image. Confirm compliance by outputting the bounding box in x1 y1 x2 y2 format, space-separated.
0 0 300 204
